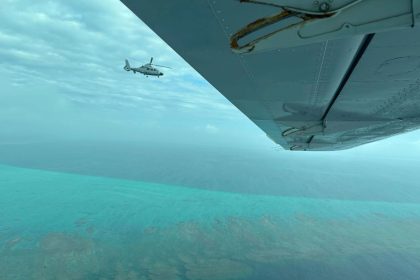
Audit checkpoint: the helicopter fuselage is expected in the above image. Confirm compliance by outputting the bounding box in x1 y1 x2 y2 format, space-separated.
128 64 163 77
124 58 168 77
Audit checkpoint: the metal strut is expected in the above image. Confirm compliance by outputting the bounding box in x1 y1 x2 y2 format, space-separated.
231 0 419 53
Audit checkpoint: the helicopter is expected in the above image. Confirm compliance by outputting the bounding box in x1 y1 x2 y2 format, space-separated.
124 57 170 77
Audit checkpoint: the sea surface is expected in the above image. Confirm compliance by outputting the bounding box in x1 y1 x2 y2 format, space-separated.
2 143 420 279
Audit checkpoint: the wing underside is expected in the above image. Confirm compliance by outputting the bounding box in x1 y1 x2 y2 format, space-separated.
120 0 420 151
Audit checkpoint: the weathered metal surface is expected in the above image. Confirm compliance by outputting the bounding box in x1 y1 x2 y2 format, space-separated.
239 0 362 14
231 0 416 53
230 8 330 53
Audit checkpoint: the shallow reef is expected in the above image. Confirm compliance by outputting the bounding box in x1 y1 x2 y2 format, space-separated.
2 166 420 279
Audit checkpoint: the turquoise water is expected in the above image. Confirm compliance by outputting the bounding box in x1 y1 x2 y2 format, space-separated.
2 164 420 279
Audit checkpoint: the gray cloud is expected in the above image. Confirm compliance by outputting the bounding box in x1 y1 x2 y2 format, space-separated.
0 0 233 112
0 0 265 147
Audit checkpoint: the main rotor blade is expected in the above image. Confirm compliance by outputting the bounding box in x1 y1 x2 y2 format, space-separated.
152 64 171 69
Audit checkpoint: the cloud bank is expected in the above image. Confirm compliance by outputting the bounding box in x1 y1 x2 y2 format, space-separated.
0 0 269 147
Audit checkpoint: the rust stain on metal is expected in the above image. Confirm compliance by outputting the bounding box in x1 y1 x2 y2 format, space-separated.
230 3 332 53
230 10 291 52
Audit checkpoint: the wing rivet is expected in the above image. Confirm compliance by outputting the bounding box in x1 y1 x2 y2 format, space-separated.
319 2 330 12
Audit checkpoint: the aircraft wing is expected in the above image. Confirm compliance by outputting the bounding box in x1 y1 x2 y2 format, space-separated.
120 0 420 151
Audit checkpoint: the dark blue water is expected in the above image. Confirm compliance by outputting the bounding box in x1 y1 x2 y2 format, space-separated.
1 141 419 202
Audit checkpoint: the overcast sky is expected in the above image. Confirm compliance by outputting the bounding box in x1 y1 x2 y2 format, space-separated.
1 0 420 158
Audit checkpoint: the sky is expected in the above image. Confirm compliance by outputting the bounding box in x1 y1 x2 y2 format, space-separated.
1 0 420 158
0 0 267 147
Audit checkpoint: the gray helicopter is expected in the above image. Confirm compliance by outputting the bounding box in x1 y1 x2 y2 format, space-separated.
124 57 170 77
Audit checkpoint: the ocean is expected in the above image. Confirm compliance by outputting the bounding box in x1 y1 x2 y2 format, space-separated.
1 142 420 279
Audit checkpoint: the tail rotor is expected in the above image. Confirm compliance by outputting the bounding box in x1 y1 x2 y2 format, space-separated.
124 59 131 71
